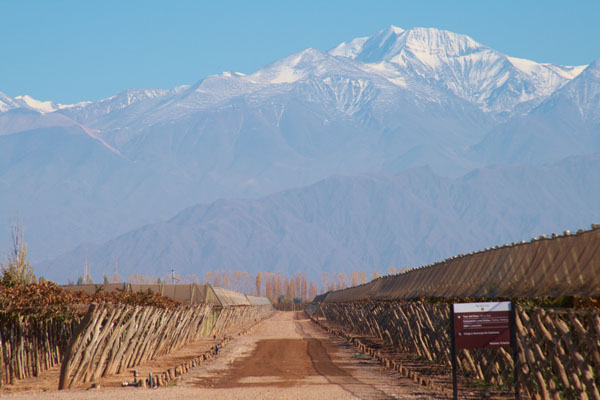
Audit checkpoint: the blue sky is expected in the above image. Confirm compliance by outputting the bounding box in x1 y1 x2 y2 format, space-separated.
1 0 599 104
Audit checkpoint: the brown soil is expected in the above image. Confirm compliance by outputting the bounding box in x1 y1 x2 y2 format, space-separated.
192 337 394 400
181 311 446 399
194 338 320 387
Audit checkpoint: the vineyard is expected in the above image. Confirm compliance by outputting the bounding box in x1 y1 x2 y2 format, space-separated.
1 225 598 396
0 281 273 389
313 225 600 400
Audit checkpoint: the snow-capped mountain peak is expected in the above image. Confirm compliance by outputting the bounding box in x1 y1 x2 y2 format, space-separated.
2 25 593 122
330 25 408 62
330 26 483 64
542 58 600 120
248 48 365 85
328 36 369 59
329 26 589 114
107 88 170 105
397 27 486 63
0 93 88 114
14 95 63 113
508 57 586 81
389 25 404 34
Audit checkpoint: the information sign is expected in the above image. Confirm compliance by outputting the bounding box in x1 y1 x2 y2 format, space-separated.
449 301 519 400
453 301 512 349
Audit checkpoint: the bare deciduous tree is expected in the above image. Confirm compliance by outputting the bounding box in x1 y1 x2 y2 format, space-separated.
1 223 35 286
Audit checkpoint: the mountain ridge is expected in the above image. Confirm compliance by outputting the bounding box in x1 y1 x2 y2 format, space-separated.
38 154 600 283
1 26 590 120
1 25 598 270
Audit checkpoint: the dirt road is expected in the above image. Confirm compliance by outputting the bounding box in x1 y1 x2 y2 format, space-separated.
4 312 446 400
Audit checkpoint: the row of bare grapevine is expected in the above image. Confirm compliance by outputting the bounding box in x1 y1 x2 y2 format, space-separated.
0 281 181 387
318 301 600 400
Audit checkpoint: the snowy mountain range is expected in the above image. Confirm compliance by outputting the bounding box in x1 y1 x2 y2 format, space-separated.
1 26 598 281
3 27 592 119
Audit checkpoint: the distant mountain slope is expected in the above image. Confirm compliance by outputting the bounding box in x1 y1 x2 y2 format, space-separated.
1 25 597 264
473 60 600 164
0 125 235 258
0 46 491 261
0 108 79 136
39 154 600 283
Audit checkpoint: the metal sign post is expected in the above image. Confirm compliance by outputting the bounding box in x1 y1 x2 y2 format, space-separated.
450 301 518 399
450 305 458 400
510 303 520 400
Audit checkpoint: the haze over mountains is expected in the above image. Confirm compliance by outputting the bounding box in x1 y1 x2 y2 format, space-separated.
1 26 599 282
40 155 600 282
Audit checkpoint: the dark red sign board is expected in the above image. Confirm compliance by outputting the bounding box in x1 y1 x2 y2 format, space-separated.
453 302 512 349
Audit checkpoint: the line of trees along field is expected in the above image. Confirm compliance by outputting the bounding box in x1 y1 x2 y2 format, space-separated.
82 268 407 303
5 217 403 303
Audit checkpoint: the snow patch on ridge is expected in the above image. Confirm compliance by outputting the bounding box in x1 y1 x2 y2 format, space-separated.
545 64 588 80
15 95 60 113
269 65 305 84
390 25 404 34
221 71 246 78
508 56 545 74
248 48 359 85
0 92 19 112
508 57 587 80
329 37 369 59
6 95 90 114
329 25 405 60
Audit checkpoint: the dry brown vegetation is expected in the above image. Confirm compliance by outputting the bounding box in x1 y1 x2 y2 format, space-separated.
0 281 181 321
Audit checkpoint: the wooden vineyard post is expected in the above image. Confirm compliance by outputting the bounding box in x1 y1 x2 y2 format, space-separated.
59 303 98 390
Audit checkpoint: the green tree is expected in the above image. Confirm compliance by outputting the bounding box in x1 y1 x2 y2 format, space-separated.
1 223 35 286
